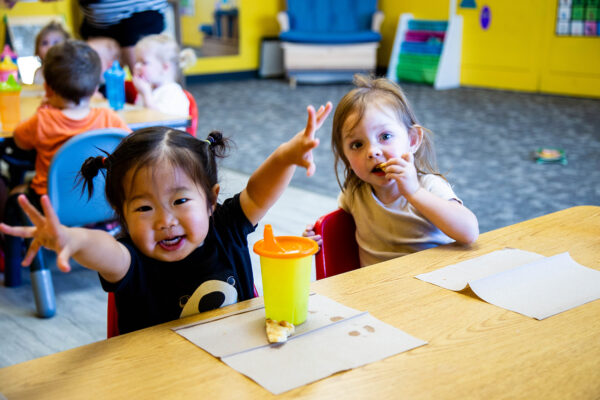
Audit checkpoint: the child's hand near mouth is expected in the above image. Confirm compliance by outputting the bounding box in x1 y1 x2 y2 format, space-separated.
379 153 420 197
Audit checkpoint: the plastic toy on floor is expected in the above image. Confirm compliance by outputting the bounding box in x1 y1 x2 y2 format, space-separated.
534 147 567 165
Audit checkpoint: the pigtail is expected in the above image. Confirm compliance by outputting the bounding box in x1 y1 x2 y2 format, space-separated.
77 154 108 199
205 130 231 159
179 48 197 70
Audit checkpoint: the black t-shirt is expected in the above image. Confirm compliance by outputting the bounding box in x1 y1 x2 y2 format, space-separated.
100 193 256 334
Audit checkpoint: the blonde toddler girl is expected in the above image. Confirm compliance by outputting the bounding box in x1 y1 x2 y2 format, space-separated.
305 75 478 267
132 34 196 117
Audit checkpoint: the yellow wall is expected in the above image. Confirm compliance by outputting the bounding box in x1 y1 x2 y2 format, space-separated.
458 1 600 97
3 1 599 97
539 4 600 98
459 0 545 92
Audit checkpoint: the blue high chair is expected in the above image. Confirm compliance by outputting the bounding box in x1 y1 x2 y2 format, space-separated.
16 128 129 318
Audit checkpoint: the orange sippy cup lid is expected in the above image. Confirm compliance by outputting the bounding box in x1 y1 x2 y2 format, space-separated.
253 224 318 259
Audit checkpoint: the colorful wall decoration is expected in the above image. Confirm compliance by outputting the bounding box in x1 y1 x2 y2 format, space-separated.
556 0 600 36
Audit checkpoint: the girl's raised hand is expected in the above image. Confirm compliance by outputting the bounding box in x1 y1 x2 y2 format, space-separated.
288 102 333 176
382 152 420 197
0 194 74 272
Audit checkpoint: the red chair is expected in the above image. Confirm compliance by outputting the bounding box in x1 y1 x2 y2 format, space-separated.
124 81 138 104
183 90 198 137
107 292 119 338
313 208 360 280
107 285 260 338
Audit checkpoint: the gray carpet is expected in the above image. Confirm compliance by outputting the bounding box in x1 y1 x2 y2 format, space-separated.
189 78 600 233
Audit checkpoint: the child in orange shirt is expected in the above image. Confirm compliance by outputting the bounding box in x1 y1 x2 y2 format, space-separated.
13 39 130 207
3 39 130 286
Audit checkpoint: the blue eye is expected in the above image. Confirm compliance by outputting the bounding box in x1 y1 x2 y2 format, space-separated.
380 132 392 141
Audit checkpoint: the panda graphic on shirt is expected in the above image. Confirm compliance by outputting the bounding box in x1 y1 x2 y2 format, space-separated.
179 277 238 318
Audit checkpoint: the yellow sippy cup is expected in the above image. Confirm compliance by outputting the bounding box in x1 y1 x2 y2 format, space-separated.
253 225 318 325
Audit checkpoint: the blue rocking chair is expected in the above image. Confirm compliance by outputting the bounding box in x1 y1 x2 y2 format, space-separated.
277 0 384 85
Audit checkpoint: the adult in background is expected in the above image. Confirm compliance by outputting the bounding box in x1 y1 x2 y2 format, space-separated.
78 0 168 71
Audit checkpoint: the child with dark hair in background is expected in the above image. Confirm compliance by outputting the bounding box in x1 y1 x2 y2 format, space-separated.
87 37 137 104
12 39 130 208
32 21 71 85
1 102 332 334
87 36 121 76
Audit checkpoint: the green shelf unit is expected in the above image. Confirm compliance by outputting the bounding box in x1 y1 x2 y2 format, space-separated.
396 53 441 84
387 13 463 90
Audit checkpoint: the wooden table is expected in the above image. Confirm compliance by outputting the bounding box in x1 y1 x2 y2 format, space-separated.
0 88 190 138
1 206 599 399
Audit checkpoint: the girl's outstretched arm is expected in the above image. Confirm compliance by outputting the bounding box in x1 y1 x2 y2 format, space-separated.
0 195 131 283
241 102 333 225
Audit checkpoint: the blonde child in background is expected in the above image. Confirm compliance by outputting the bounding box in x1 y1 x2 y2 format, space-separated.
1 103 332 334
133 34 197 116
33 21 70 85
304 75 478 267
